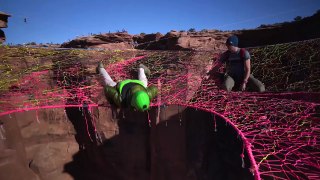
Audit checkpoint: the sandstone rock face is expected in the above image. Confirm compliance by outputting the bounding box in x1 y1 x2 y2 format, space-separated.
133 32 163 44
0 113 40 180
17 109 73 139
61 30 232 51
29 142 78 180
0 101 124 180
61 32 134 50
236 11 320 47
0 100 255 180
0 29 5 43
61 11 320 51
0 11 10 28
90 42 133 50
136 30 231 51
0 12 10 43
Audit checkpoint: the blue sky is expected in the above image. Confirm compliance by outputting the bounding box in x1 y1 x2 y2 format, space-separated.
1 0 320 44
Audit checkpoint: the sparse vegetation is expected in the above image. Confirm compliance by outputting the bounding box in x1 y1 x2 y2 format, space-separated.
258 24 268 29
188 28 196 32
294 16 302 21
25 42 37 45
200 29 208 33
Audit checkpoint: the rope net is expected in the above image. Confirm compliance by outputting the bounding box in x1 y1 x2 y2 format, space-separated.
0 38 319 179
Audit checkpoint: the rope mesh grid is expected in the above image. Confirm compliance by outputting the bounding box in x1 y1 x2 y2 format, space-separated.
0 39 319 179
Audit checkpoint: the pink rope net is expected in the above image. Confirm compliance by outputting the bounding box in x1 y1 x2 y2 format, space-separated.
0 39 319 179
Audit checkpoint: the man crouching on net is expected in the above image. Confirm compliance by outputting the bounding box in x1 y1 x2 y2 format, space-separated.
208 35 265 92
96 62 158 112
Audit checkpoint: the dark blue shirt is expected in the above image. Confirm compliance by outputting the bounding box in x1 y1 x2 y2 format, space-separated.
219 49 250 79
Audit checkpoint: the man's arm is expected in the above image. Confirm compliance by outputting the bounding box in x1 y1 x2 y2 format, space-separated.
104 86 121 106
146 85 158 101
243 59 251 83
207 61 223 75
241 59 251 91
241 49 251 91
206 52 227 77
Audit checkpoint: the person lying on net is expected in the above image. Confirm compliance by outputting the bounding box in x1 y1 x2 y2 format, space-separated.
208 35 265 92
96 62 158 112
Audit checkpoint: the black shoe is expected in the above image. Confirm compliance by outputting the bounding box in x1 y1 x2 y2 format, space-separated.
96 62 104 74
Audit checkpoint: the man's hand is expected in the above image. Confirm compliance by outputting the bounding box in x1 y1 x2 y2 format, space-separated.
241 83 247 91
